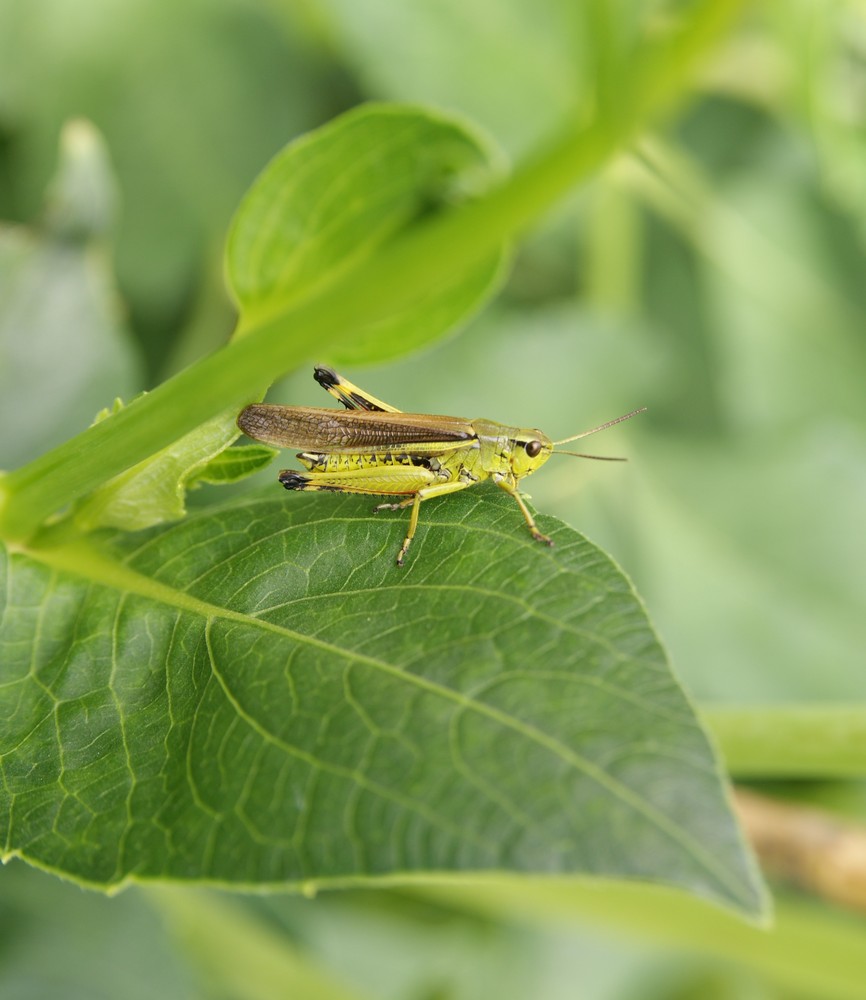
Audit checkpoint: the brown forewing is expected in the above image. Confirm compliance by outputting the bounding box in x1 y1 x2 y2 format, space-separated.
238 405 475 453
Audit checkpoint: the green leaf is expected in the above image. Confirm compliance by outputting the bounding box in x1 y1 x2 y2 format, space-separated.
225 103 508 365
70 419 273 536
188 443 279 487
72 409 241 532
64 101 512 534
0 489 764 917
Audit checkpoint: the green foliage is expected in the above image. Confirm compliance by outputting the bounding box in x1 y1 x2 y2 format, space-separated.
0 863 195 1000
6 0 866 995
0 0 764 946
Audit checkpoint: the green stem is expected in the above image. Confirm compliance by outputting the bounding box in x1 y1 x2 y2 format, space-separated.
0 0 744 542
705 706 866 778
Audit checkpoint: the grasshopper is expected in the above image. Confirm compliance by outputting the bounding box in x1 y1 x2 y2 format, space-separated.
237 367 644 566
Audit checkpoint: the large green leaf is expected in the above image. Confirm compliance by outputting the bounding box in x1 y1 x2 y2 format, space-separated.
0 488 763 916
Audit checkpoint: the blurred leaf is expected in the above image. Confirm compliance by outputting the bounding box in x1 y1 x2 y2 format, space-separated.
580 120 866 705
226 103 507 365
629 434 866 704
627 133 866 427
148 887 368 1000
256 889 659 1000
0 121 140 470
1 489 762 916
0 862 194 1000
769 3 866 238
0 0 354 371
43 118 118 240
316 0 592 155
702 173 866 428
419 880 866 1000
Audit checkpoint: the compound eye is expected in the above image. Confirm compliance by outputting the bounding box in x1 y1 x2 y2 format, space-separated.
524 439 543 458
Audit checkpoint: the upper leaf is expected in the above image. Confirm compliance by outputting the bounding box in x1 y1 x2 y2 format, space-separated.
225 103 508 365
0 488 764 917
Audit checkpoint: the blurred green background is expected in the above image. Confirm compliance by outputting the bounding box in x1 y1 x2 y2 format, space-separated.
2 0 865 997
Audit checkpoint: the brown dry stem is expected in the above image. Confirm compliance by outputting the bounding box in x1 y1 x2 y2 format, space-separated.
735 788 866 914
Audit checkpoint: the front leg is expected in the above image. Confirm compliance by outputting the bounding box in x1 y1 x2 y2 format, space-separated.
494 477 553 546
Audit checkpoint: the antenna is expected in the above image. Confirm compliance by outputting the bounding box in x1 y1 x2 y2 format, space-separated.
551 451 627 461
552 407 646 446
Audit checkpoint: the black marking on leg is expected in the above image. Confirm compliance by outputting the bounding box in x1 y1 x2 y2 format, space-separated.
279 471 310 490
350 392 386 412
313 364 388 411
313 366 339 390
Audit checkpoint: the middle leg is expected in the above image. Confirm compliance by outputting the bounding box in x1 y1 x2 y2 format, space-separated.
375 480 473 566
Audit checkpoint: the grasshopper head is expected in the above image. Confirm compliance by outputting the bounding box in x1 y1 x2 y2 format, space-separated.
510 431 554 479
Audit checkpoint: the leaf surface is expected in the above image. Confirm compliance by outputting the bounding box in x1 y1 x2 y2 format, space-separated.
0 489 763 916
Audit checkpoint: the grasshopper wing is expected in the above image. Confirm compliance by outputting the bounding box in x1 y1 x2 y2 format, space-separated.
238 405 476 455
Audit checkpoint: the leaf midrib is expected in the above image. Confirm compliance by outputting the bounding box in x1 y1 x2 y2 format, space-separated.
15 535 752 906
